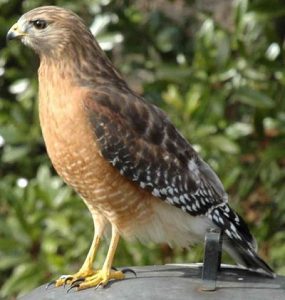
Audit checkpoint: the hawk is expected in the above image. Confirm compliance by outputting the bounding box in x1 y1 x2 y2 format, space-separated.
7 6 274 290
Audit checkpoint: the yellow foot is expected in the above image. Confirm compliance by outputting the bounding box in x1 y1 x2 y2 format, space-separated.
49 269 97 288
68 269 125 291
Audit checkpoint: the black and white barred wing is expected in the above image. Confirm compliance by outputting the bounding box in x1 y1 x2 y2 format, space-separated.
84 87 274 277
84 88 227 216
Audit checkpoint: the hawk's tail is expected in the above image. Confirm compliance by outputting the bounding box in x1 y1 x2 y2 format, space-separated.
209 203 275 278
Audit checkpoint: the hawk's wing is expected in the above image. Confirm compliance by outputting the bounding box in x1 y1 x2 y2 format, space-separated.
84 85 227 216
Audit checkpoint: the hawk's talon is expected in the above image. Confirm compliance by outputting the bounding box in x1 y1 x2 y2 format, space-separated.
121 268 137 277
52 269 97 287
66 283 80 293
70 278 85 286
46 280 56 289
63 276 73 287
70 269 125 291
111 266 136 277
95 283 103 290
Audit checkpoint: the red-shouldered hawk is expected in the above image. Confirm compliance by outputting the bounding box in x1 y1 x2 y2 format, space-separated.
7 6 274 291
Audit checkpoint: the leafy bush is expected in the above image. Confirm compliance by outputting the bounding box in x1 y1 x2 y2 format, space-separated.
0 0 284 298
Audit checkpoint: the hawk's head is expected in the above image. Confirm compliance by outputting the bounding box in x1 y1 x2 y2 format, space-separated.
7 6 91 56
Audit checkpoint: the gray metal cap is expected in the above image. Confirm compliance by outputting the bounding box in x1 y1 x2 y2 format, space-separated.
19 264 285 300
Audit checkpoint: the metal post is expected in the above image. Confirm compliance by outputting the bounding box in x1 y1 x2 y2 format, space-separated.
201 228 223 291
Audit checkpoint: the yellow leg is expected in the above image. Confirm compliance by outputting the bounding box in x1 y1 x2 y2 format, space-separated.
73 225 125 291
54 215 106 287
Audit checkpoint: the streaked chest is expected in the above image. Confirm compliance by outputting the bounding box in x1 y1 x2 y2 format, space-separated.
37 64 104 194
37 63 156 231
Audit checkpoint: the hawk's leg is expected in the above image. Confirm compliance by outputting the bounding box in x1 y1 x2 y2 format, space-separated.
69 225 124 291
53 216 106 287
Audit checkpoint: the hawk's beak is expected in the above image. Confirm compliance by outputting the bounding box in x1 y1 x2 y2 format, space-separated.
7 23 26 41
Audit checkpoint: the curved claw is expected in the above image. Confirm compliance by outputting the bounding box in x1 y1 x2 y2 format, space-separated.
121 268 137 277
95 283 103 290
71 278 85 286
46 280 56 290
67 282 80 293
111 266 136 277
63 276 73 287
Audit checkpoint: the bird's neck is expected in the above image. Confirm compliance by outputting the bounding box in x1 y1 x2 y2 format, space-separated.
39 38 125 88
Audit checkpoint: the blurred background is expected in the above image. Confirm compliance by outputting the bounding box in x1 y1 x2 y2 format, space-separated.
0 0 285 298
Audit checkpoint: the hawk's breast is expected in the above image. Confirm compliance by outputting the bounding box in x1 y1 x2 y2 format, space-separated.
37 63 158 236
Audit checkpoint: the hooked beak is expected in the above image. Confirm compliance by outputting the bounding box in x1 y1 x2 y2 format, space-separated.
7 23 26 41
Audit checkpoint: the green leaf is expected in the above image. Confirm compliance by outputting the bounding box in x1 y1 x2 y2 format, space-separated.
208 135 240 154
0 254 28 271
0 262 42 297
2 145 30 163
234 87 275 108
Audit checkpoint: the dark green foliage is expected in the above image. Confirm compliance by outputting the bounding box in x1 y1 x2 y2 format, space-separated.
0 0 284 298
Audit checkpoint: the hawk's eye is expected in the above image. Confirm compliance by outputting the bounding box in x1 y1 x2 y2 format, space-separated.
32 19 47 30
